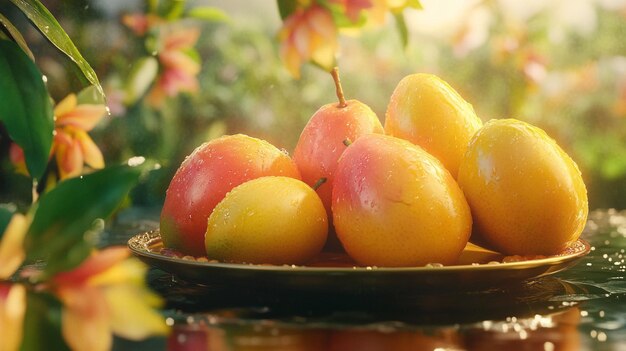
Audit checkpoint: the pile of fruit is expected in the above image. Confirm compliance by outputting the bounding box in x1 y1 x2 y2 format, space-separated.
159 69 588 267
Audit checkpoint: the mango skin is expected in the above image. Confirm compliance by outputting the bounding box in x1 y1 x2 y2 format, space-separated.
205 176 328 265
331 134 472 267
293 99 383 218
457 119 588 255
160 134 300 256
385 73 483 177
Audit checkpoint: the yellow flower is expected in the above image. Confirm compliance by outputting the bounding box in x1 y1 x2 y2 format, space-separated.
0 214 29 351
147 26 201 107
10 94 106 180
53 247 168 350
53 94 106 180
0 284 26 351
0 214 29 280
278 5 338 78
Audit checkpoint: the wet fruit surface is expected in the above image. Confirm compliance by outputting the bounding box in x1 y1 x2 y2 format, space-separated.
457 119 588 255
385 73 482 177
205 176 328 265
293 99 383 218
332 134 472 267
160 134 300 256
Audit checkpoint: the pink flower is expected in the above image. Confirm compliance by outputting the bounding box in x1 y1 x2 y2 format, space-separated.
147 26 201 107
278 5 338 78
121 13 163 36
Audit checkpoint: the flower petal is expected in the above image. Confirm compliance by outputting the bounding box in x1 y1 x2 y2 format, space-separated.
54 247 129 287
307 6 336 40
293 21 312 58
56 104 107 131
54 94 78 118
122 14 150 36
278 13 300 41
105 285 168 340
0 284 26 351
0 214 29 280
75 130 105 170
159 51 201 75
8 144 28 176
56 135 84 180
88 257 146 287
280 42 303 78
60 287 111 351
162 27 201 51
160 69 199 96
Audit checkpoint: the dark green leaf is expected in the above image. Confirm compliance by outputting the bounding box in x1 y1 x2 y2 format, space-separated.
21 291 70 351
0 13 34 60
0 204 17 239
9 0 104 99
24 163 149 277
277 0 299 20
394 12 409 49
187 7 229 22
0 40 54 181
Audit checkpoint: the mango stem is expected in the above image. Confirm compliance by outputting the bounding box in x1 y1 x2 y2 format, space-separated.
312 177 327 190
331 67 347 108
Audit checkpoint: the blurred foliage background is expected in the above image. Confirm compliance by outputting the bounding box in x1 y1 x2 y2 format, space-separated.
1 0 626 209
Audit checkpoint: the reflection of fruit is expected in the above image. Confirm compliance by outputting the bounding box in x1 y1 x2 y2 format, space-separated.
332 134 472 267
329 329 462 351
458 119 588 255
465 308 581 351
205 176 327 264
385 73 482 177
160 135 300 256
294 68 383 219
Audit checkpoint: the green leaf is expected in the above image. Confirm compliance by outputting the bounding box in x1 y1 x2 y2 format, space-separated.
165 0 186 20
24 163 150 277
324 2 367 28
277 0 299 20
0 40 54 181
76 85 106 105
406 0 423 9
9 0 104 99
21 291 70 351
148 0 159 13
0 13 34 60
0 204 17 239
394 12 409 49
187 6 229 22
124 56 158 105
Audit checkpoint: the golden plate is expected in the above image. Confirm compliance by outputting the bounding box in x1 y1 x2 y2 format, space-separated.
128 230 590 293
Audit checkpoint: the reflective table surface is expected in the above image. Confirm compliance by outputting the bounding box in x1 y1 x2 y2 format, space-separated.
106 209 626 351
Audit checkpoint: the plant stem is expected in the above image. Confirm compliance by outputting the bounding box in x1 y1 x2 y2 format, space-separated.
331 67 347 108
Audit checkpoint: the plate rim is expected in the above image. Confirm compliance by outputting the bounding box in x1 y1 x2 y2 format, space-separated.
128 230 591 274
